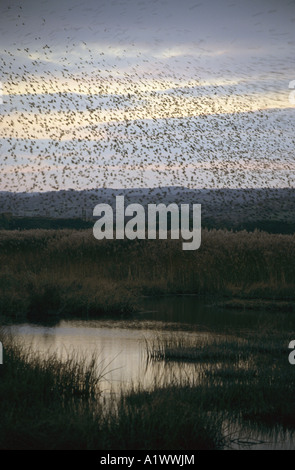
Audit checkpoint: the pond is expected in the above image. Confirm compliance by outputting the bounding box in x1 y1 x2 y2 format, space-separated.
2 295 295 450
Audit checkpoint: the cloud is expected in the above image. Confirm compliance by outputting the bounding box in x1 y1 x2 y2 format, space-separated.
1 0 294 191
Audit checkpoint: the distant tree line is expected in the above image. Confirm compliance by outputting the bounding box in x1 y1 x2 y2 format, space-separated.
0 214 93 230
0 213 294 234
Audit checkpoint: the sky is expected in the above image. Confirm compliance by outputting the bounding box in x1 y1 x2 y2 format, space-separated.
0 0 295 192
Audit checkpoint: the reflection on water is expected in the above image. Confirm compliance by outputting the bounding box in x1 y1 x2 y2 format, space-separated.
2 297 261 393
222 421 295 450
2 295 295 450
3 322 206 394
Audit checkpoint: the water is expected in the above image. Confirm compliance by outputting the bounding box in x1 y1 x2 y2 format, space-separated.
2 295 295 450
1 296 269 391
2 297 220 393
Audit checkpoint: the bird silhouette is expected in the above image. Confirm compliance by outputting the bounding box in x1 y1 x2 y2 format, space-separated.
0 0 294 217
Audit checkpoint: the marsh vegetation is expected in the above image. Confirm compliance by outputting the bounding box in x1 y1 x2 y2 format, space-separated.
1 227 295 449
0 227 294 320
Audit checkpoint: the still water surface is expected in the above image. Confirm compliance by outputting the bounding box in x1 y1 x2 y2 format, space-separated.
2 297 266 391
2 296 295 450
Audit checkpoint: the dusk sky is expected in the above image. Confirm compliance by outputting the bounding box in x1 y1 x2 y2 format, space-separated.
1 0 295 191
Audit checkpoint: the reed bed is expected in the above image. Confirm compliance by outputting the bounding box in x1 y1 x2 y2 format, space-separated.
144 329 295 431
0 227 294 319
145 331 287 363
0 329 227 450
1 228 294 448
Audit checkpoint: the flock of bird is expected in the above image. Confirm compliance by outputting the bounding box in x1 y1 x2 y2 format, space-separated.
0 1 294 203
